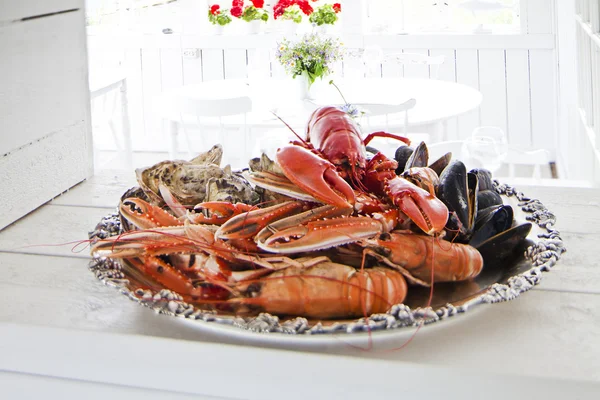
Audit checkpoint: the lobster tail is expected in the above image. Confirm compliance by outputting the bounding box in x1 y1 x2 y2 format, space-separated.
234 262 407 319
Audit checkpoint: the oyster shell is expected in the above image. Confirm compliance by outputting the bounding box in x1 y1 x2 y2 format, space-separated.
206 174 260 204
135 145 257 206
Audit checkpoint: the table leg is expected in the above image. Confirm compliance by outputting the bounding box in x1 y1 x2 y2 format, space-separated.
120 80 133 168
168 120 179 160
442 119 448 141
429 121 445 143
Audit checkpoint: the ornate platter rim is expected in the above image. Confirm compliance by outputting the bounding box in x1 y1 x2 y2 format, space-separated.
88 182 566 336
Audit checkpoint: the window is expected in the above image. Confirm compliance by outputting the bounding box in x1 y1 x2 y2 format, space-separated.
365 0 521 34
85 0 182 33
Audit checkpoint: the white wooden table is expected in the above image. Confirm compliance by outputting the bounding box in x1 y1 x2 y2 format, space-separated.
0 168 599 398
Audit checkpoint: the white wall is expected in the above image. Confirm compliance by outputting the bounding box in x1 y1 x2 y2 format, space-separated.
0 0 93 229
572 0 600 184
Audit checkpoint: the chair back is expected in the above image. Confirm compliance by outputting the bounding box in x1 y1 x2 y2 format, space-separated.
355 98 417 135
355 98 417 117
426 140 465 165
426 139 553 184
504 148 551 180
157 82 252 162
172 96 252 118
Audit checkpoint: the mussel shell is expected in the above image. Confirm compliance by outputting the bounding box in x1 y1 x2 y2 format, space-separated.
428 152 452 177
470 169 494 191
477 190 504 210
475 204 508 226
476 222 533 264
467 172 479 229
469 205 514 248
394 146 414 174
437 160 478 236
404 141 429 170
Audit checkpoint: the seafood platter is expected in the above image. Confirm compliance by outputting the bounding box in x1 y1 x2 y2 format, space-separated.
89 106 565 338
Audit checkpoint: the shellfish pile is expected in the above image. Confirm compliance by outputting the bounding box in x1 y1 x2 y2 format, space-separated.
91 107 532 321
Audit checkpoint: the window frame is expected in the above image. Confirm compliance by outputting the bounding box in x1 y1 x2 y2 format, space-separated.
357 0 527 36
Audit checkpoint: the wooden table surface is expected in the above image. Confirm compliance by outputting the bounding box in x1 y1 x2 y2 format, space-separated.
1 168 599 398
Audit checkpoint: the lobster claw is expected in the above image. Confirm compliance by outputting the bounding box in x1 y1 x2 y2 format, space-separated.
256 205 381 254
188 202 257 225
275 146 355 209
120 197 182 229
384 176 449 235
215 201 307 240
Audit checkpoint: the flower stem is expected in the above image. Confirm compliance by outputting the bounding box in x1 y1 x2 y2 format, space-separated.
328 80 348 105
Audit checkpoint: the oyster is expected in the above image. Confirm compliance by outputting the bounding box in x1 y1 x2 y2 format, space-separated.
206 174 260 204
136 144 258 207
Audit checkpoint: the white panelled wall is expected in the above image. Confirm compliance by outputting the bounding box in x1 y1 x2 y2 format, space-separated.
88 0 570 178
0 0 92 230
573 0 600 184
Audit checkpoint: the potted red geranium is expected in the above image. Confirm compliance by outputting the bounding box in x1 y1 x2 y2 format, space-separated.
310 2 341 33
273 0 314 34
231 0 268 34
208 4 232 34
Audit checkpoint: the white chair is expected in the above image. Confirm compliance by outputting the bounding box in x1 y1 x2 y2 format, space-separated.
425 140 466 164
426 139 553 185
359 49 446 143
356 98 417 135
503 148 552 181
158 91 252 164
88 67 132 169
252 128 298 160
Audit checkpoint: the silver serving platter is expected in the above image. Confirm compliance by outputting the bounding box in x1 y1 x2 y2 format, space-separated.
88 181 565 336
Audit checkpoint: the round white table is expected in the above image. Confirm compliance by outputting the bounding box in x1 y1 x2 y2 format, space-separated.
308 77 482 128
158 77 482 160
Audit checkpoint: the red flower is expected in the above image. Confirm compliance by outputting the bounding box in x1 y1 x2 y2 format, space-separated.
333 3 341 13
296 0 313 16
232 0 244 7
231 6 243 17
273 0 291 19
273 0 313 19
210 4 220 15
251 0 264 8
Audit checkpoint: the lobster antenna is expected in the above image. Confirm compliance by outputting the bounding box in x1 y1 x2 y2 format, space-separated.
271 111 309 146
